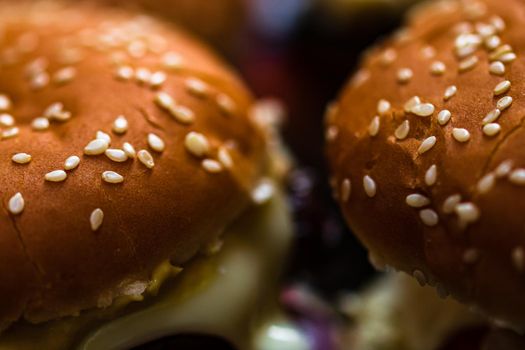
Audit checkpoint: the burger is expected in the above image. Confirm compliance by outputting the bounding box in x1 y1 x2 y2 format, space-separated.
325 0 525 347
0 1 303 349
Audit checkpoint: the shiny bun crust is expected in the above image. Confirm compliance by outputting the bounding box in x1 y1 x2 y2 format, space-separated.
326 0 525 330
0 1 266 329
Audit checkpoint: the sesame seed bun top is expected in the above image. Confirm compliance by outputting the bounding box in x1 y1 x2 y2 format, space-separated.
326 0 525 330
0 1 268 329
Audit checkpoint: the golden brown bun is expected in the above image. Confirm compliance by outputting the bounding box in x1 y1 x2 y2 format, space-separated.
0 1 266 330
326 0 525 331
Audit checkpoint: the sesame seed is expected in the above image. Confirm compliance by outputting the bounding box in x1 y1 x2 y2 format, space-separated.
138 150 155 169
495 160 513 178
430 61 446 75
443 194 462 214
53 67 76 85
494 80 511 95
251 178 275 204
475 23 495 38
8 193 24 215
218 146 233 168
477 173 496 194
341 178 351 202
458 55 479 72
482 109 501 124
363 175 377 198
135 68 151 84
12 153 31 164
443 85 457 101
489 45 513 61
64 156 80 170
491 16 506 32
420 209 439 226
452 128 471 143
0 94 11 111
30 72 50 90
413 270 427 286
485 35 501 50
112 116 128 134
171 105 195 125
96 131 111 144
499 52 517 63
186 78 208 97
455 202 480 227
421 45 436 59
216 94 236 115
116 66 134 80
411 103 435 117
496 96 513 110
425 165 437 186
483 123 501 137
123 142 136 158
489 61 505 75
512 247 525 272
377 99 391 115
395 120 410 140
509 169 525 185
437 110 452 125
105 149 128 162
155 91 175 109
147 133 165 152
45 170 67 182
102 171 124 184
368 116 380 137
2 127 19 139
380 48 396 65
31 117 50 131
90 208 104 231
404 96 421 112
397 68 413 83
44 102 71 122
406 194 430 208
463 248 480 264
162 52 184 70
185 132 210 157
84 139 109 155
455 33 482 57
418 136 437 154
149 71 167 88
0 114 14 127
202 159 223 173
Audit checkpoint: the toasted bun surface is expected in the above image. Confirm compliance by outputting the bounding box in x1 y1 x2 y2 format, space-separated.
326 0 525 330
0 1 266 329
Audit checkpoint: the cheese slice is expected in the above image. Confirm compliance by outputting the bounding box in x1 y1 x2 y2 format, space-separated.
0 189 308 350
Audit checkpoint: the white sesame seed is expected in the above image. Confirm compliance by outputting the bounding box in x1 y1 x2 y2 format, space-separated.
477 173 496 194
116 66 134 81
509 169 525 185
44 102 71 121
2 127 19 139
485 35 501 50
499 52 517 63
463 248 480 264
443 194 462 214
12 153 31 164
84 139 109 155
123 142 136 159
512 247 525 272
8 193 24 215
186 78 208 97
185 132 210 157
202 159 222 173
162 52 184 70
425 165 437 186
90 208 104 231
452 128 471 143
420 209 439 226
380 48 397 65
155 91 175 109
341 178 351 202
112 115 128 134
430 61 446 75
147 133 165 152
53 67 76 85
496 160 513 178
218 146 233 168
489 45 513 61
0 113 14 127
406 194 430 208
395 120 410 140
363 175 377 198
149 71 167 88
496 96 513 110
102 171 124 184
421 45 436 59
45 170 67 182
397 68 413 83
377 99 391 115
411 103 435 117
494 80 511 96
368 116 380 137
172 105 196 125
138 150 155 169
0 94 11 111
443 85 457 101
31 71 50 90
458 55 479 72
64 156 80 170
105 149 128 163
216 94 236 115
251 178 275 205
413 270 427 286
31 117 50 131
455 33 482 56
489 61 505 76
135 67 151 84
418 136 437 154
482 109 501 124
96 131 111 145
404 96 421 112
475 23 495 38
455 202 480 226
491 16 506 32
483 123 501 137
437 110 452 125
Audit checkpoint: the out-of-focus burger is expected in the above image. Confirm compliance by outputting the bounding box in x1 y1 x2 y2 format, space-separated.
0 1 305 349
326 0 525 346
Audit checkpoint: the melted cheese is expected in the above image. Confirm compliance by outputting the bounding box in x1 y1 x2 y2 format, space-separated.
0 189 308 350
